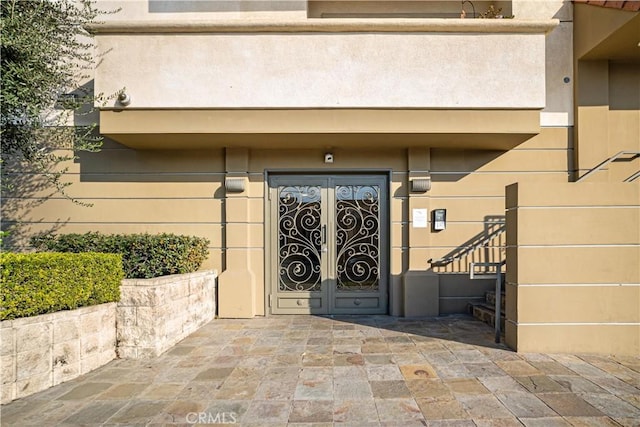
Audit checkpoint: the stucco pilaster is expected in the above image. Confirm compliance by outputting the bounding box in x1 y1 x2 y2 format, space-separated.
407 147 432 270
218 148 256 318
402 148 440 317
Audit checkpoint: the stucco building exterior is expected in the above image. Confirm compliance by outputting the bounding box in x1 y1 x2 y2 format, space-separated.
3 1 638 355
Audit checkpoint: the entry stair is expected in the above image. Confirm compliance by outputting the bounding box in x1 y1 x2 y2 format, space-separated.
430 238 506 343
468 289 505 332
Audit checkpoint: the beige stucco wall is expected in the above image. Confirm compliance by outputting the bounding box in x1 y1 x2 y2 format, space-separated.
99 0 307 21
514 1 574 127
90 0 570 122
505 182 640 355
1 141 226 273
575 61 640 181
414 128 571 315
2 125 571 318
426 128 570 268
573 3 639 182
99 0 568 21
308 1 514 19
2 1 585 321
93 31 547 110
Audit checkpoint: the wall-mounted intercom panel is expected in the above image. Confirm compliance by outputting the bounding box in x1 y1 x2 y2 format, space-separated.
432 209 447 231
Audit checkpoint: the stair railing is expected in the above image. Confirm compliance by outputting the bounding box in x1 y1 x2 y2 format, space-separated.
428 221 506 342
576 151 640 183
428 223 505 268
469 260 506 344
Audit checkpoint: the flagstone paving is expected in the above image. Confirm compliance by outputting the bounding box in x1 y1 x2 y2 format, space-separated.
1 315 639 426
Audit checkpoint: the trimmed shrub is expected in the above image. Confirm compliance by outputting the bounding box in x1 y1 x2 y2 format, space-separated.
31 232 210 279
0 252 123 320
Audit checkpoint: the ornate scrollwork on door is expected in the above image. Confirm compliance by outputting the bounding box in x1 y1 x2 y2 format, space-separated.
278 186 322 292
335 185 380 291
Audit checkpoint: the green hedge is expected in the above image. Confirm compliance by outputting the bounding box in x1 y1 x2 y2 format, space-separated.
31 232 210 279
1 252 123 320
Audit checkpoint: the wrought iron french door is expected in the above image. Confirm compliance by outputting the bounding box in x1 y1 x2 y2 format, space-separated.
269 175 388 314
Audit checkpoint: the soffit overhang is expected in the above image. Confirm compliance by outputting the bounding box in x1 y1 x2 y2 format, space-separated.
574 5 640 61
93 18 552 151
100 109 540 151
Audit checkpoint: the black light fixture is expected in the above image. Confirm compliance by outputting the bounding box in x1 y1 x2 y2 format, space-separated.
117 91 131 106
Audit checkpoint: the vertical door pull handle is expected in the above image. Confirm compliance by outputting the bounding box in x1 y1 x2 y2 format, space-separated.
322 224 327 244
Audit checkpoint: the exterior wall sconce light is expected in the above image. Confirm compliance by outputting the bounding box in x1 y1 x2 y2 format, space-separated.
117 91 131 106
324 153 334 163
224 178 245 193
410 178 431 193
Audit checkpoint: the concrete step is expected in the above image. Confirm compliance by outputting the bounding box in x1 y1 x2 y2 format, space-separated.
469 302 505 332
485 291 506 311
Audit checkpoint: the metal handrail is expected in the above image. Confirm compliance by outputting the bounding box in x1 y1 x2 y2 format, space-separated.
469 261 506 344
428 225 505 267
576 151 640 183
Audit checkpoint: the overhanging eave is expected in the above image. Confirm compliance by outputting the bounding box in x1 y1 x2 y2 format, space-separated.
100 109 541 151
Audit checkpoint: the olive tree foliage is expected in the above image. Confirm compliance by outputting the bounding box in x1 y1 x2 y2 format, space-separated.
0 0 116 203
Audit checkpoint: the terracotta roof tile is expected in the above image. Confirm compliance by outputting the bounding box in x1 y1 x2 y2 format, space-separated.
574 0 640 11
622 1 640 11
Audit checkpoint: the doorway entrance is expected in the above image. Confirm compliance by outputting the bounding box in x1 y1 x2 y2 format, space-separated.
268 175 389 314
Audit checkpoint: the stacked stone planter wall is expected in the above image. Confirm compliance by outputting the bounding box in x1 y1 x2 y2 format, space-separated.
116 270 217 359
1 270 217 404
1 303 117 404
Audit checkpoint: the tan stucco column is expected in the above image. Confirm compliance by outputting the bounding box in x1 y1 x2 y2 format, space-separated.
217 148 256 318
403 147 440 317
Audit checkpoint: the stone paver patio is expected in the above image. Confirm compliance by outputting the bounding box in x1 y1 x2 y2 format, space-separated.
1 315 639 426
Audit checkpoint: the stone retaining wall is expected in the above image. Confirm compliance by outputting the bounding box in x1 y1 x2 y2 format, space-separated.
1 303 117 404
1 270 218 404
116 270 217 358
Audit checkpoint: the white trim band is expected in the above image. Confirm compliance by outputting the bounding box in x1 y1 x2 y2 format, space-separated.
87 18 559 35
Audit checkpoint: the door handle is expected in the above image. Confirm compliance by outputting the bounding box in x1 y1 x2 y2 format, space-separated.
321 224 328 253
